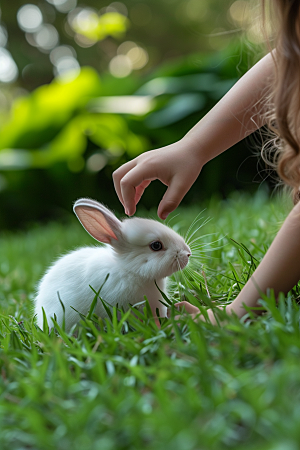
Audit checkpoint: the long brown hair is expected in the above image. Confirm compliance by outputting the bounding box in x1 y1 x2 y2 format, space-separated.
262 0 300 203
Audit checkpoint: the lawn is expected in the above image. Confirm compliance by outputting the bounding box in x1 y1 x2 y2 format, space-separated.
1 189 300 450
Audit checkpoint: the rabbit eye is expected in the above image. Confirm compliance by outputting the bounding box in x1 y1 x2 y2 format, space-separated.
150 241 163 251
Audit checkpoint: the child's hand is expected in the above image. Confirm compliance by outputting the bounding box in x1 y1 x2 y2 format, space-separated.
174 301 200 315
113 53 274 220
113 140 202 220
174 301 223 325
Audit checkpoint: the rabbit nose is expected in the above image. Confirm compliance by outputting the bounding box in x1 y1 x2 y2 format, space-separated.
187 252 191 258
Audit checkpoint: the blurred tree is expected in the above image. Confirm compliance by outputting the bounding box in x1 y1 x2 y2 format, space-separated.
0 0 261 90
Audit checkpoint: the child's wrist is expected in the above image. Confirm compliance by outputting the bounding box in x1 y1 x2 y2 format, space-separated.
179 135 210 166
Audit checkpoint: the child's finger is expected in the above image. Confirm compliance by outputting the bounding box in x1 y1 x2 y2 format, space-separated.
119 166 157 216
174 301 200 314
158 176 193 220
112 160 137 208
134 180 151 205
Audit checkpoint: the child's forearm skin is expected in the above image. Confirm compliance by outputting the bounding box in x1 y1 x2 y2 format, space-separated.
182 52 274 164
227 201 300 318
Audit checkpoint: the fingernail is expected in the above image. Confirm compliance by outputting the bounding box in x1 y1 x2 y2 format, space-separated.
161 212 169 220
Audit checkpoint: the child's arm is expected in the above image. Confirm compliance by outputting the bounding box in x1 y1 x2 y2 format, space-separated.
176 200 300 322
113 52 275 219
227 200 300 318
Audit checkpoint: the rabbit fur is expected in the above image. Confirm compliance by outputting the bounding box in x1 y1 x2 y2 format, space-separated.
35 198 191 331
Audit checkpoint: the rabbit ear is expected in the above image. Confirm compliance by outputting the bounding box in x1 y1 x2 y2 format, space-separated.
73 199 122 244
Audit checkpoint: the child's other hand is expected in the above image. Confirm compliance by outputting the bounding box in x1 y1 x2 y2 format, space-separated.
112 139 202 220
174 301 201 315
174 301 222 325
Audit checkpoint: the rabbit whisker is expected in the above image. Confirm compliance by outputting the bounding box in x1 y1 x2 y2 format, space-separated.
189 255 208 263
184 210 207 242
189 245 214 252
187 232 221 247
189 236 226 249
185 266 215 296
176 256 194 298
183 268 204 292
186 216 212 245
189 256 220 265
166 213 180 227
171 260 183 298
180 269 193 291
184 210 205 241
189 246 225 255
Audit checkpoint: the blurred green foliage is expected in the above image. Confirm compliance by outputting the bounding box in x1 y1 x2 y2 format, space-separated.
1 0 255 89
72 11 129 41
0 0 268 229
0 39 267 229
0 42 248 169
0 67 145 169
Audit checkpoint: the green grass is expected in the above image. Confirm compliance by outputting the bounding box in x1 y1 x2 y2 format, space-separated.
1 189 300 450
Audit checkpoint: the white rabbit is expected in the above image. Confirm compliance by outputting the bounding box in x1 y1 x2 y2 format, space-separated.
35 198 191 331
